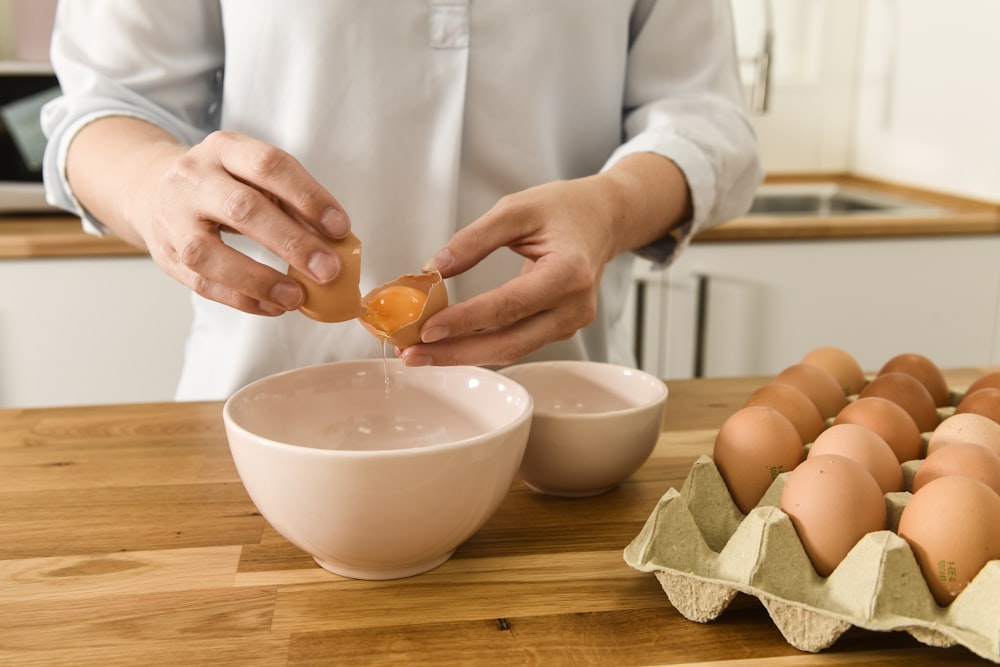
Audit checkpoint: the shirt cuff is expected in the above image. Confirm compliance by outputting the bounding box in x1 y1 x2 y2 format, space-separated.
602 131 717 267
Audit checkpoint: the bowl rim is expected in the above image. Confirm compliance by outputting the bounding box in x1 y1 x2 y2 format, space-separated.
498 360 668 420
222 360 534 458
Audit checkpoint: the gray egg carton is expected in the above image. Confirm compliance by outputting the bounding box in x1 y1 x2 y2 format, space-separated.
624 455 999 662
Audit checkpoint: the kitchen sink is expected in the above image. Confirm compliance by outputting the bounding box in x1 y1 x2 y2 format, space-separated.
747 182 944 216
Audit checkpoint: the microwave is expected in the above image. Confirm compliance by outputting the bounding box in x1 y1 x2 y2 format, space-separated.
0 61 61 213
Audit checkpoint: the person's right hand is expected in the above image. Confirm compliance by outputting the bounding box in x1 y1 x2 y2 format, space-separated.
68 119 351 315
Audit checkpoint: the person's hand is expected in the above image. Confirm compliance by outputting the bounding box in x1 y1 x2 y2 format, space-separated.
69 119 351 316
399 153 692 367
398 176 615 367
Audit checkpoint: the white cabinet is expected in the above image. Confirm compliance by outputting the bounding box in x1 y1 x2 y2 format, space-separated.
635 235 1000 379
0 255 192 407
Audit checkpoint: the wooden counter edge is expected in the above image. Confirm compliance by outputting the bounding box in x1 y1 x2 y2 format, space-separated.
693 210 1000 242
2 174 999 259
0 215 146 259
695 173 1000 243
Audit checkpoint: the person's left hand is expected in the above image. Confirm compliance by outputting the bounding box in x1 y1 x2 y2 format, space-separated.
399 152 691 368
397 175 621 367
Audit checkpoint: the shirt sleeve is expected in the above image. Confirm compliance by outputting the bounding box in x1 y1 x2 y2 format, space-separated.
604 0 764 266
40 0 225 235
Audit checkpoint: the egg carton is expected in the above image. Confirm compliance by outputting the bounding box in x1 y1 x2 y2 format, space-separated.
624 454 1000 663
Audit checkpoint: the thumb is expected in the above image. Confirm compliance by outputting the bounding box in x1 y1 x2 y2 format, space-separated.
422 208 524 278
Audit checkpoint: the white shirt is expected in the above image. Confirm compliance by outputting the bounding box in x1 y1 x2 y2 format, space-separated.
42 0 762 401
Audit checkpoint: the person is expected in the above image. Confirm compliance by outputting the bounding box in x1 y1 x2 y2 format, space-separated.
42 1 762 401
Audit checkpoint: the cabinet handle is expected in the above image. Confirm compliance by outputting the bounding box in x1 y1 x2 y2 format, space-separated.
634 279 646 370
693 274 710 378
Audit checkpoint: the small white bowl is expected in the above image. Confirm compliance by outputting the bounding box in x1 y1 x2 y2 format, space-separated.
223 359 533 580
499 361 668 497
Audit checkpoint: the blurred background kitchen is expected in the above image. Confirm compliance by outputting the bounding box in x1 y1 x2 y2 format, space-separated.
633 0 1000 381
1 0 998 407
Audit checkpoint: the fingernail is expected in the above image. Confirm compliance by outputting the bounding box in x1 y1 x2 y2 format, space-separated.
271 281 303 310
422 249 454 273
258 301 285 316
403 352 432 367
420 325 449 344
308 252 340 283
321 208 350 238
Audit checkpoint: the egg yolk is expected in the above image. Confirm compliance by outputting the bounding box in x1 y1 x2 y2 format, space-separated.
362 285 428 335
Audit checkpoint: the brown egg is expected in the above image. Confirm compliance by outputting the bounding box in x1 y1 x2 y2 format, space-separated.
745 383 825 444
359 270 448 348
774 363 847 419
954 387 1000 425
878 353 950 407
858 371 940 433
287 232 365 323
712 406 804 514
833 396 923 463
780 453 887 577
801 346 867 395
808 423 904 493
926 412 1000 457
913 443 1000 496
965 371 1000 397
898 475 1000 606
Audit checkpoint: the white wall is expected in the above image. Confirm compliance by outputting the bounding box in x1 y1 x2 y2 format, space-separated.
738 0 1000 204
733 0 864 173
852 0 1000 203
0 0 15 60
0 256 193 408
0 0 55 61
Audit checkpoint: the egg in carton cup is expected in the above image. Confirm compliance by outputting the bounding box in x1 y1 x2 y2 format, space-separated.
623 454 1000 662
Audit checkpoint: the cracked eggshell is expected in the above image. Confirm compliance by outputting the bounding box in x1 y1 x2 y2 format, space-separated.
287 232 365 323
360 270 448 348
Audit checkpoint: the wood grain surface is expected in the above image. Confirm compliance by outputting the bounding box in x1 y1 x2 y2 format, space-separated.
0 370 995 666
0 215 144 259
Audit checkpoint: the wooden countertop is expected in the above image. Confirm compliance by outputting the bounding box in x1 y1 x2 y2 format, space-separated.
2 175 998 260
0 214 144 259
1 369 995 666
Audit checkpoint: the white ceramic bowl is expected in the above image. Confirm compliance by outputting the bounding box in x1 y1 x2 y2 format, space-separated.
223 359 533 580
499 361 668 497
